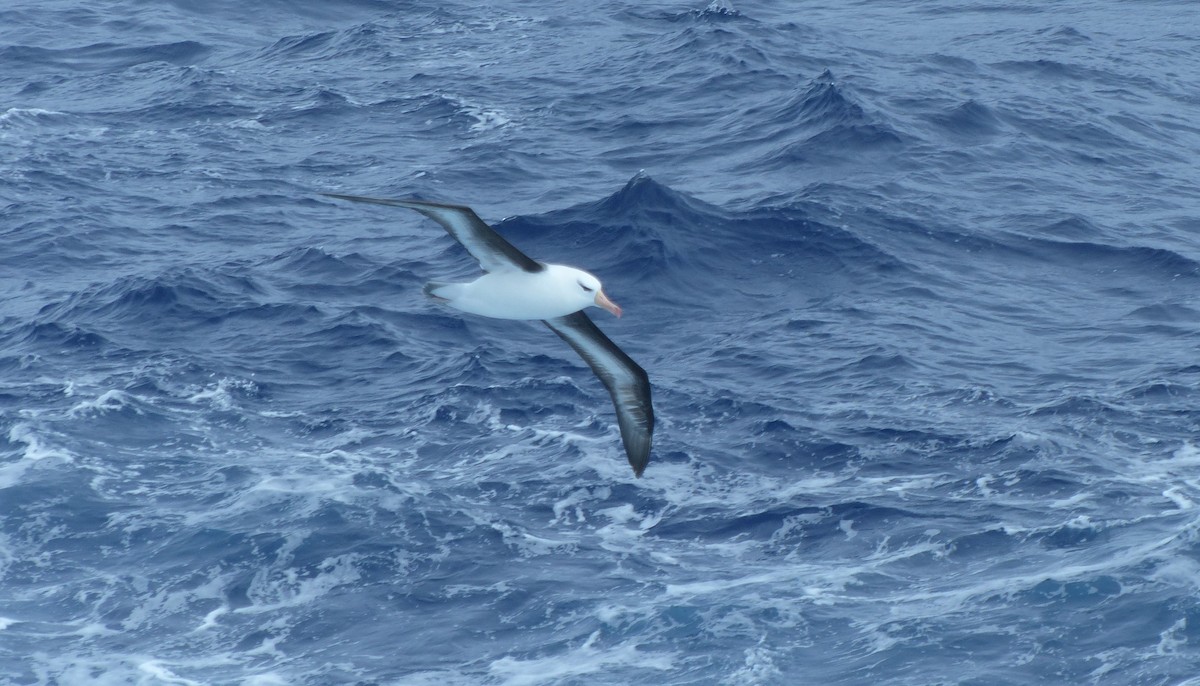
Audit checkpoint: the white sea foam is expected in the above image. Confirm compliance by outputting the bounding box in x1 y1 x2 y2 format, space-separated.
227 118 268 130
2 423 72 487
385 671 481 686
0 457 32 490
1147 553 1200 591
34 652 249 686
0 107 68 129
441 93 512 133
464 105 511 133
1155 617 1188 656
838 518 858 539
704 0 739 15
240 675 288 686
488 631 674 685
1049 491 1092 509
139 660 205 685
68 389 140 417
187 377 257 411
194 605 228 632
550 485 611 525
1162 486 1194 510
489 519 577 557
665 567 816 600
73 622 121 638
239 553 363 614
1173 442 1200 463
594 503 663 553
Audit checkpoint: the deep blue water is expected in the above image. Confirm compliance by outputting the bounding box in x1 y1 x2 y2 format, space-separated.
3 0 1200 684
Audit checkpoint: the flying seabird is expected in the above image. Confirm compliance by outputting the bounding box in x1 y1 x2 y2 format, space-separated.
321 193 655 477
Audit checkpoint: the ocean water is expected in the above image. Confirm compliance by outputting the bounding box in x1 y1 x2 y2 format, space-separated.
3 0 1200 683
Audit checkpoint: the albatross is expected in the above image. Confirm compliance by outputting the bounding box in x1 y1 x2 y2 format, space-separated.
321 193 655 477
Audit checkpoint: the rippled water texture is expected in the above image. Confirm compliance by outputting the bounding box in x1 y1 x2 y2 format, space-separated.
3 1 1200 684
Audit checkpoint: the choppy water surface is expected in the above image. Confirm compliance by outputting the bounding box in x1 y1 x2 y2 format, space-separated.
3 1 1200 684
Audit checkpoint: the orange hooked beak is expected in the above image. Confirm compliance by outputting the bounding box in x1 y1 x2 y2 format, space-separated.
594 290 622 318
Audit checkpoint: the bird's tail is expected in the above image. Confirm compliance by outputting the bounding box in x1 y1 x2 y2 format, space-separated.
422 281 457 302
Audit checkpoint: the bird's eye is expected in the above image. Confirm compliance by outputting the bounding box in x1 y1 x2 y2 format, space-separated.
578 281 594 293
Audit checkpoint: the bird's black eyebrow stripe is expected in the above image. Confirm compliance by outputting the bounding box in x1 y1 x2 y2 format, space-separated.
578 280 594 292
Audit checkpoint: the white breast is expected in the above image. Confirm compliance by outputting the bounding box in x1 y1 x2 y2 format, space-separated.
447 265 595 320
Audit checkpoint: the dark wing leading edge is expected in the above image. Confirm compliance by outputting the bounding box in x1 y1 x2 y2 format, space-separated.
544 311 654 477
321 193 544 274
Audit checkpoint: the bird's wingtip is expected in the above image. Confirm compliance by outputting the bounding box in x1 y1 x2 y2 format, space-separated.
628 450 650 478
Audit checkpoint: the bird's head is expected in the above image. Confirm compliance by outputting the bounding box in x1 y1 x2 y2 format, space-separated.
558 266 621 317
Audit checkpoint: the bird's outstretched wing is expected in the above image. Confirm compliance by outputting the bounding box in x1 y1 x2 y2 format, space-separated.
321 193 544 274
544 311 654 477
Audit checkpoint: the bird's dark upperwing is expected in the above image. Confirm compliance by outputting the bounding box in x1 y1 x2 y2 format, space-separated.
544 311 654 477
321 193 544 274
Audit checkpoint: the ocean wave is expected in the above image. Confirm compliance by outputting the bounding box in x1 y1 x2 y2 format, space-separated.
5 0 1200 683
502 174 909 302
0 40 210 73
